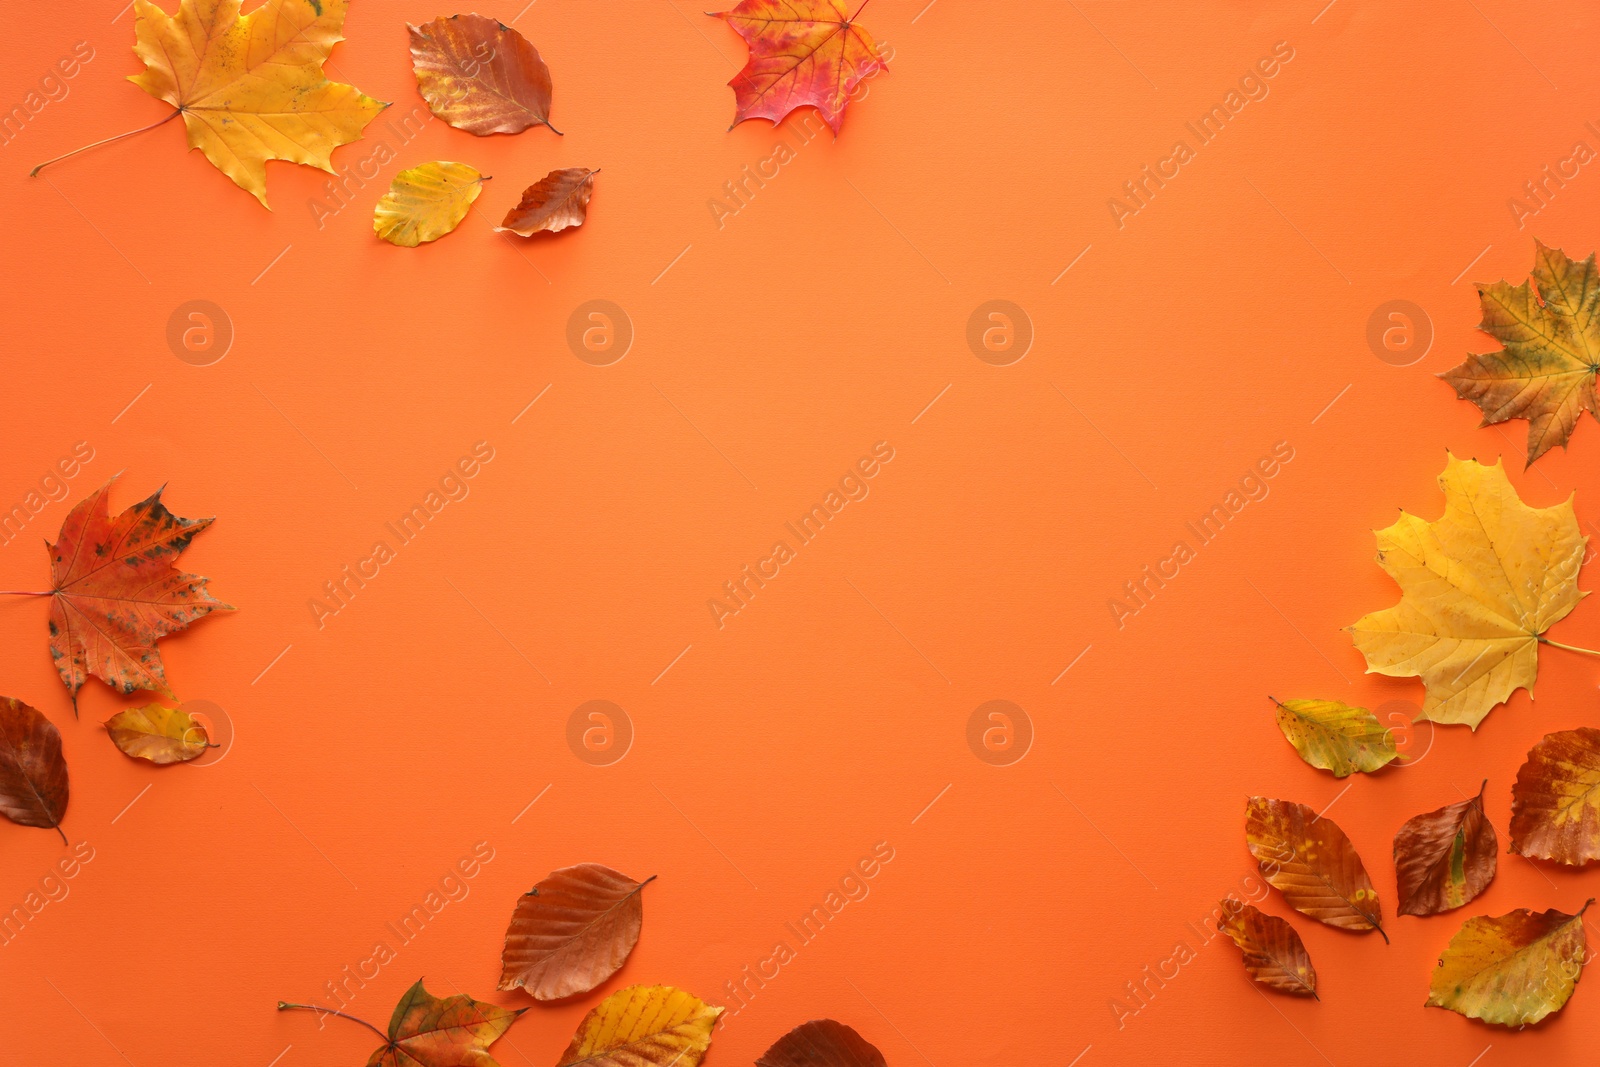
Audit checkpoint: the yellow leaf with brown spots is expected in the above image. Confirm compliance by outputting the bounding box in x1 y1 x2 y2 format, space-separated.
1270 697 1403 777
1511 727 1600 865
557 986 721 1067
105 703 211 764
1246 796 1386 939
1427 903 1590 1026
1346 454 1590 730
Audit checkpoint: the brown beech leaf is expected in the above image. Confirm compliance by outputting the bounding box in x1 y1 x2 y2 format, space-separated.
1427 902 1591 1026
1245 796 1386 940
1216 898 1318 998
558 985 720 1067
0 697 68 841
47 478 233 711
498 863 654 1000
1511 727 1600 865
496 168 597 237
409 14 559 136
1394 781 1497 916
104 703 211 765
757 1020 886 1067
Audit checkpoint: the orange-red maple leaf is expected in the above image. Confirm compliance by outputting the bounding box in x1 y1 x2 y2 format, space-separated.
46 478 232 710
710 0 887 134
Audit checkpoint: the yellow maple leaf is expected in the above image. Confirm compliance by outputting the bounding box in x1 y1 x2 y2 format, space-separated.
1347 454 1592 730
126 0 387 207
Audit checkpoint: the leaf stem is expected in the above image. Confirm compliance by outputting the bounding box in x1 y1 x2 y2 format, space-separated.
0 590 52 596
31 109 182 177
278 1002 388 1042
1539 637 1600 658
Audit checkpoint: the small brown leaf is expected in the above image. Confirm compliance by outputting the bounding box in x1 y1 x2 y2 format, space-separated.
499 863 654 999
1510 727 1600 865
409 14 558 135
0 697 68 840
1215 898 1318 998
1245 796 1386 939
497 168 597 237
1394 781 1497 916
758 1020 886 1067
104 703 211 764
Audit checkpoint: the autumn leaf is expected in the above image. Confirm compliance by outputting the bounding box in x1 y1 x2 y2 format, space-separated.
1426 902 1591 1026
0 697 68 842
1270 697 1403 777
87 0 387 208
374 162 487 247
1245 796 1386 940
105 703 211 764
1441 242 1600 467
1511 727 1600 866
1346 454 1593 730
557 985 721 1067
409 14 559 136
43 478 232 712
499 863 654 1000
710 0 888 134
1394 781 1497 916
280 979 523 1067
496 168 597 237
1215 898 1318 998
757 1020 887 1067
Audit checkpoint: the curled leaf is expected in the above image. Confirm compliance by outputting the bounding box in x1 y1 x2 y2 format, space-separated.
1394 781 1497 916
1440 241 1600 467
105 703 211 764
1270 697 1402 777
409 14 557 135
499 863 653 1000
558 985 720 1067
1511 727 1600 866
1346 454 1588 730
497 168 597 237
1216 898 1318 998
758 1020 886 1067
1427 903 1590 1026
374 162 486 247
48 478 233 709
0 697 68 839
1245 796 1386 939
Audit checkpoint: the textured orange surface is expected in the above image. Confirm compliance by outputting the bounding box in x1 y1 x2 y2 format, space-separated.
3 1 1600 1064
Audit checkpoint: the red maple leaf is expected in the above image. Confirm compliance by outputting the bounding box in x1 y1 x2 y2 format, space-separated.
711 0 887 134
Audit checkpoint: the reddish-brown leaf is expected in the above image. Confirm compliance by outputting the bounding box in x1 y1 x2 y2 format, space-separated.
1245 796 1386 939
1511 727 1600 865
1215 898 1318 998
1394 781 1497 916
758 1020 886 1067
408 14 558 135
46 478 232 709
0 697 68 840
710 0 888 134
499 863 653 999
496 168 597 237
280 979 523 1067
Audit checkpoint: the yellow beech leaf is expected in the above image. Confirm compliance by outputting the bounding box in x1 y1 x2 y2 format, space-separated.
126 0 388 208
1427 903 1591 1026
374 163 487 247
557 986 720 1067
1346 454 1592 730
104 703 211 764
1270 697 1403 777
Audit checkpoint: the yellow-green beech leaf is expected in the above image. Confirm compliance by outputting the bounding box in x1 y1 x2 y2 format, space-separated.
1270 697 1403 777
1347 454 1594 730
104 703 211 764
1427 902 1591 1026
374 162 486 247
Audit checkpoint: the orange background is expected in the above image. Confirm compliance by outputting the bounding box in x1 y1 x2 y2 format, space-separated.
3 1 1600 1063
